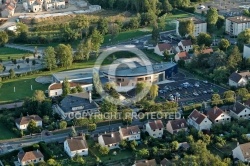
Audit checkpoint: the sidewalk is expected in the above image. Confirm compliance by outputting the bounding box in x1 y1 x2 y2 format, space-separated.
0 102 23 110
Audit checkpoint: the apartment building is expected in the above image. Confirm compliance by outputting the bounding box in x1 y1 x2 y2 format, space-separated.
225 16 250 36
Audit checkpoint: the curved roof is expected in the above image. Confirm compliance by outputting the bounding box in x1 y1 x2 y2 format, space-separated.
103 62 176 77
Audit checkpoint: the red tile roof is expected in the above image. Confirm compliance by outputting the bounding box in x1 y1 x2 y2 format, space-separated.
158 43 172 51
18 150 44 162
207 107 224 121
177 51 189 60
188 109 207 125
148 120 164 130
201 48 213 54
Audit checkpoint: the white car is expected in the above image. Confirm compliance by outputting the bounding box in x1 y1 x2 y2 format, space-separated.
194 83 199 87
193 92 199 96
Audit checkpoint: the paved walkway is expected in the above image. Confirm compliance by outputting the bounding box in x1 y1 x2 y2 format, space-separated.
0 102 23 110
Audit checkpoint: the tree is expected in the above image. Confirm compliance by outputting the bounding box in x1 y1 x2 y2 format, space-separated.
0 64 4 73
16 22 28 33
88 123 96 132
208 50 227 68
227 46 242 72
197 33 212 47
47 159 60 166
97 18 108 35
33 90 46 103
55 44 73 69
26 58 30 64
178 19 195 37
216 15 225 29
237 88 248 99
43 115 50 124
62 77 70 97
149 84 158 99
99 146 109 155
206 7 219 26
170 141 179 151
129 17 140 29
212 66 229 83
211 93 223 106
17 65 20 69
76 84 83 93
75 38 92 61
138 148 149 158
130 140 138 151
151 25 160 42
120 140 127 148
32 59 36 66
162 0 173 13
27 119 38 133
100 99 117 113
61 24 80 41
43 46 57 71
59 120 67 129
238 29 250 51
9 68 15 79
90 29 104 56
0 31 8 46
218 39 230 51
71 88 77 94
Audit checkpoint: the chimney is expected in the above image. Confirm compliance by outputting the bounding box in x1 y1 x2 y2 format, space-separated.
214 107 217 114
88 91 92 103
181 123 184 127
37 149 39 152
111 133 114 137
237 142 239 146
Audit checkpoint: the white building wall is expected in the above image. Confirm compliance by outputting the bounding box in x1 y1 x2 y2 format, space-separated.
145 123 163 138
214 113 231 123
243 45 250 59
233 146 245 161
64 141 88 158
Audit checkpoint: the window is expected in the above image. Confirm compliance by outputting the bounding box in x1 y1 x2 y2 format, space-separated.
153 134 156 136
205 121 207 123
159 128 162 130
137 78 144 81
55 92 57 95
216 120 218 122
227 118 229 120
153 129 155 131
221 115 224 117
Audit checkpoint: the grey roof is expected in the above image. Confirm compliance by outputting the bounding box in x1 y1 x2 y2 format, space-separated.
59 92 98 113
231 102 247 114
229 71 250 83
103 62 176 77
53 69 93 82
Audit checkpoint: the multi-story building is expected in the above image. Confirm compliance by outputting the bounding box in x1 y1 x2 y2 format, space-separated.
145 120 164 138
225 16 250 36
176 17 207 37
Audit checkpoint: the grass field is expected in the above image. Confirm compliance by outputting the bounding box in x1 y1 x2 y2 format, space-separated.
0 78 49 103
0 123 16 139
103 29 152 45
0 47 32 61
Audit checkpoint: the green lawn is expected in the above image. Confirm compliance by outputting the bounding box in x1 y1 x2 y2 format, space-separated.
0 78 49 103
0 47 32 61
0 123 17 139
142 49 165 63
103 29 152 45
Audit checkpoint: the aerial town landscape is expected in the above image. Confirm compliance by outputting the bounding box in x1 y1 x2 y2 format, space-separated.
2 0 250 165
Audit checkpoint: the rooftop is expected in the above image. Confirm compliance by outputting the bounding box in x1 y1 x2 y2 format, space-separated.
103 62 176 77
188 109 207 125
66 136 88 151
59 92 98 113
120 125 140 137
207 107 225 121
168 119 187 130
157 43 173 51
18 150 44 162
99 131 121 145
227 16 250 23
135 159 157 166
148 120 164 130
15 115 42 125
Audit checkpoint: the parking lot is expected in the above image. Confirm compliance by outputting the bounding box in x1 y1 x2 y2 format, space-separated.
158 78 227 106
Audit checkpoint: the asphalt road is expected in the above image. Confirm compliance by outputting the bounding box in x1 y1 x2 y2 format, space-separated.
0 121 143 154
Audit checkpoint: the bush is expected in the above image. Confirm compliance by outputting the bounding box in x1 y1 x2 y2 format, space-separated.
180 6 196 13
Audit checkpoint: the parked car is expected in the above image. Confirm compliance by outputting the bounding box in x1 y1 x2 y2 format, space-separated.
193 92 199 96
194 83 199 87
203 90 207 94
203 80 208 84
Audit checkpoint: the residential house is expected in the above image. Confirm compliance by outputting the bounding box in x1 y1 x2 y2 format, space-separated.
55 1 65 9
48 82 92 97
53 92 99 120
187 109 212 131
1 2 15 18
243 44 250 59
232 142 250 162
178 142 190 151
17 150 44 166
174 51 190 62
154 43 174 56
119 125 140 141
98 131 121 150
225 16 250 36
176 40 193 53
207 107 231 123
166 119 188 134
133 159 157 166
230 102 250 119
160 158 172 166
201 48 213 54
64 135 88 158
176 17 207 37
15 115 42 130
145 120 164 138
229 71 250 87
